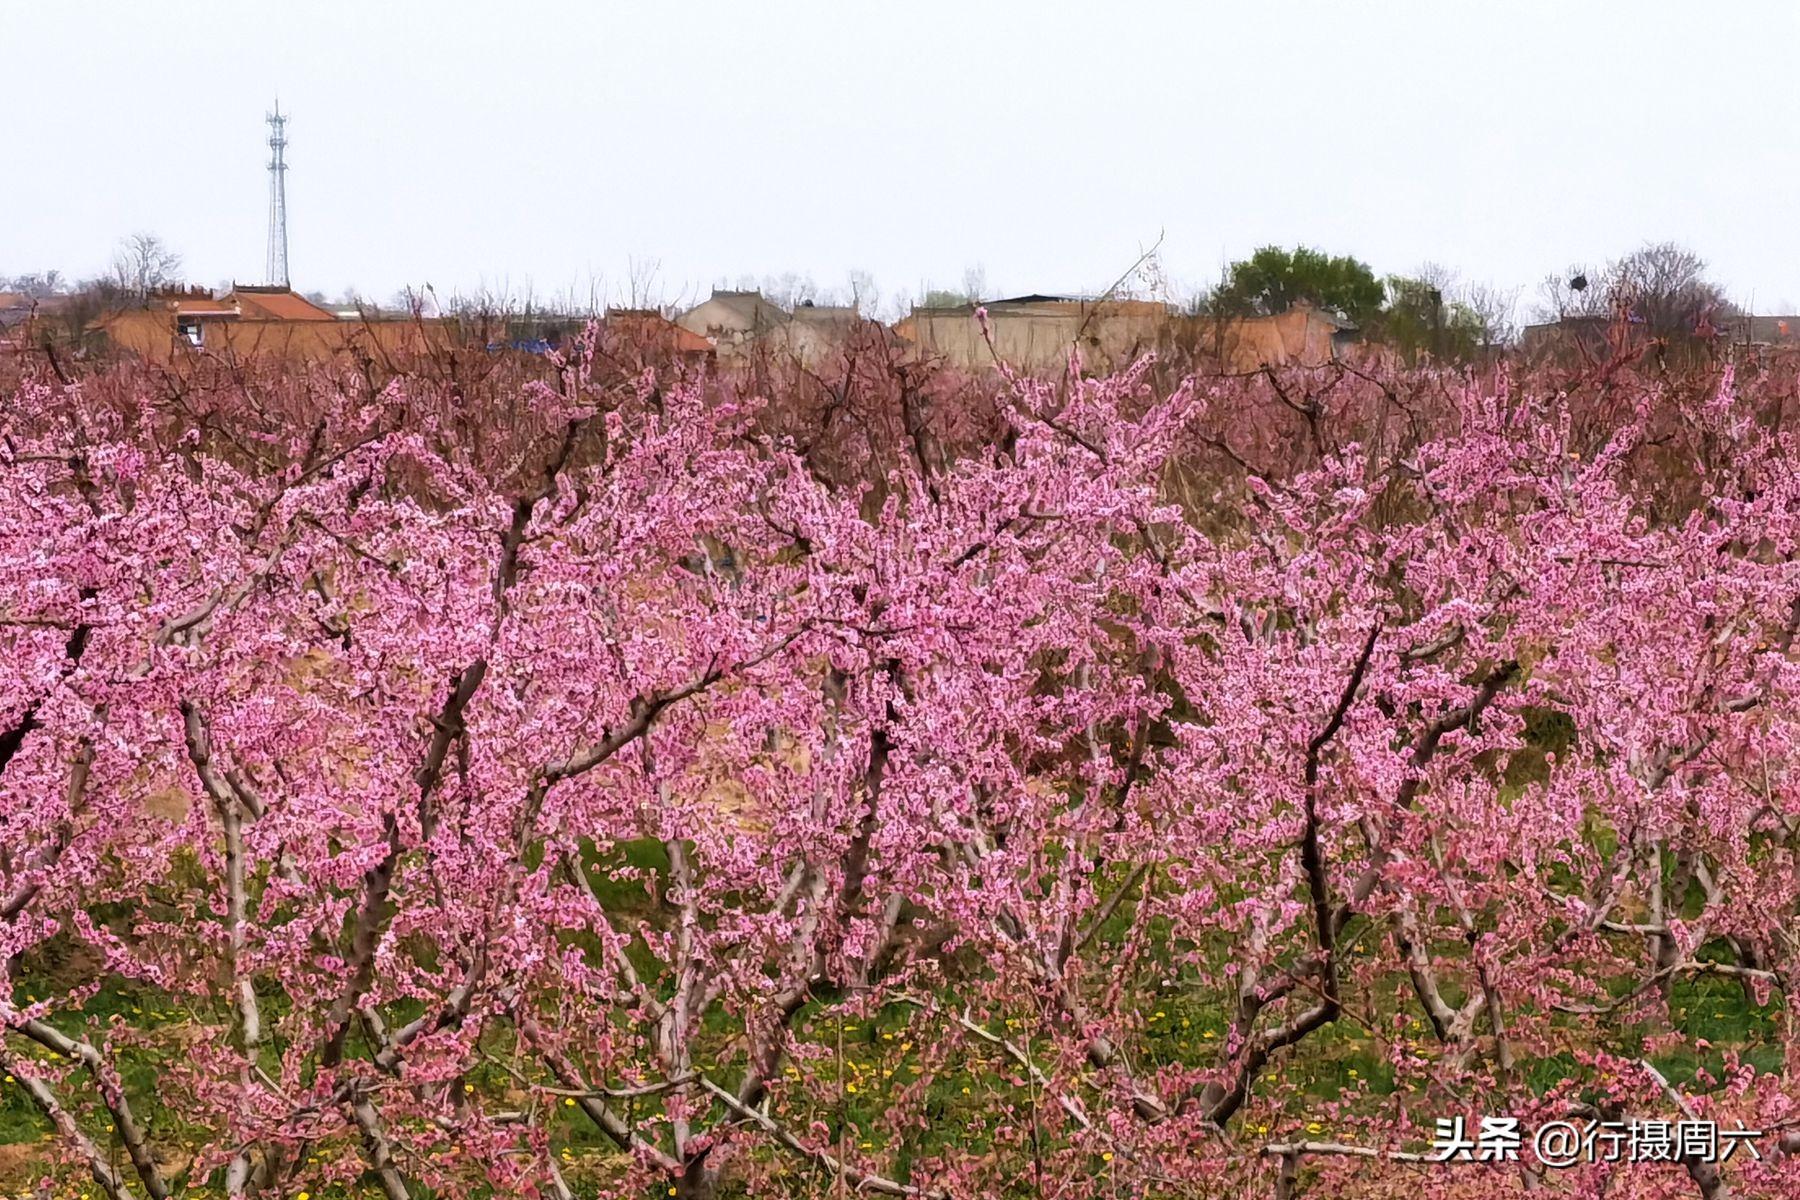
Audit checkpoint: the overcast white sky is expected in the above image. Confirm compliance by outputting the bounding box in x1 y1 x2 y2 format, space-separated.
4 1 1798 316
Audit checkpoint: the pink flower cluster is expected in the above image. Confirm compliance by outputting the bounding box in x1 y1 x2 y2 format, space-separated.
4 343 1800 1198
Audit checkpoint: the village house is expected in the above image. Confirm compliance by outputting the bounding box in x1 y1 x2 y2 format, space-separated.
1516 315 1615 359
94 285 450 365
0 291 79 351
895 294 1349 374
674 289 792 358
0 292 38 348
767 300 859 366
1187 300 1352 371
1719 313 1800 350
1516 310 1800 361
895 294 1173 374
601 307 715 361
675 290 866 368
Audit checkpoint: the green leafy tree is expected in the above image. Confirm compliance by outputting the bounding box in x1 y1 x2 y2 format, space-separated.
1209 245 1385 324
1379 274 1486 362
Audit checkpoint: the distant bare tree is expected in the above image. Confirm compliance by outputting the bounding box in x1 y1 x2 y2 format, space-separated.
387 284 441 317
110 233 182 300
1534 264 1609 322
624 256 663 309
1411 263 1517 348
1463 281 1520 349
1186 264 1230 317
1414 261 1458 295
1533 243 1727 339
565 278 605 317
883 287 915 323
960 264 989 304
918 265 992 310
1 270 66 297
28 274 129 347
744 271 813 311
1608 241 1730 338
845 268 878 315
1121 241 1172 304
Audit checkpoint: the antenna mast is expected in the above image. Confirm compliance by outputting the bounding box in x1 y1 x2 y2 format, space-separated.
265 101 290 288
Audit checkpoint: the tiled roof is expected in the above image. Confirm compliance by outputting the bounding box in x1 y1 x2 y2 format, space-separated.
605 309 714 354
227 288 338 322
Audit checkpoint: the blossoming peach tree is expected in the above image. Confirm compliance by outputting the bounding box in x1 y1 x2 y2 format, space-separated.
4 341 1800 1199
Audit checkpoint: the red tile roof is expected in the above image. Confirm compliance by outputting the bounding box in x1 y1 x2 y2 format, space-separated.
227 288 338 322
605 309 714 355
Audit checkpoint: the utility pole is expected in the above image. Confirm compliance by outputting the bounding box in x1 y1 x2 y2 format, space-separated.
265 101 290 288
